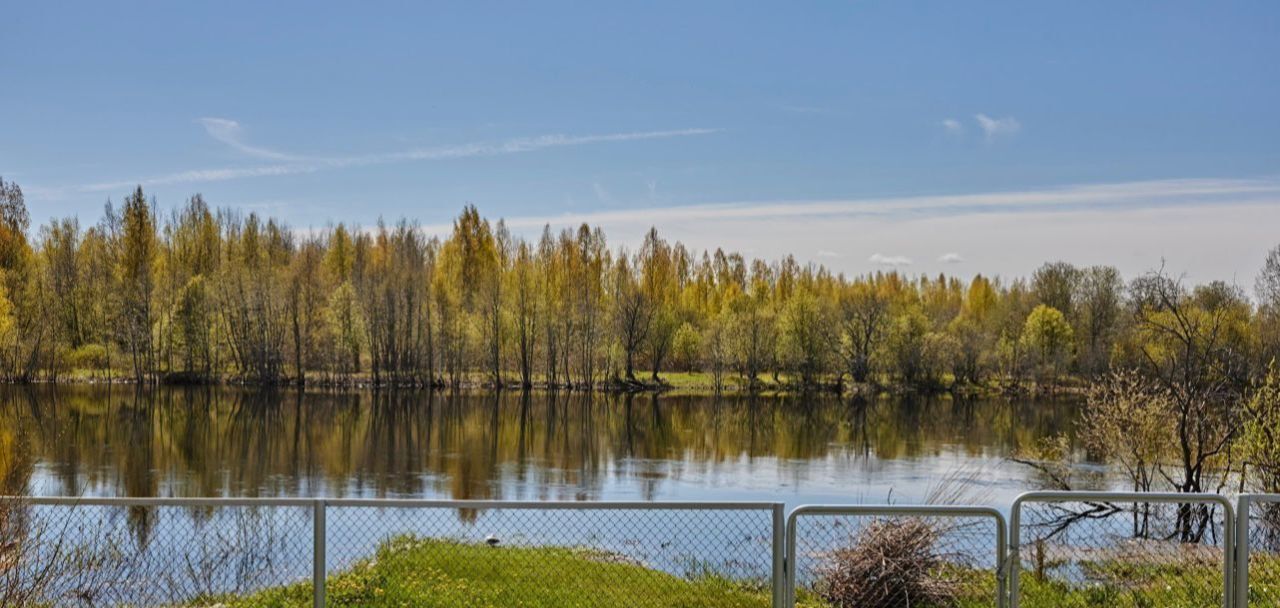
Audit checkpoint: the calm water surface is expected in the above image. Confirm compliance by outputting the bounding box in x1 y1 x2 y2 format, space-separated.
1 386 1088 508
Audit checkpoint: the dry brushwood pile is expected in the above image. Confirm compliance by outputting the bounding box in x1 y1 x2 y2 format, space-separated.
816 517 961 608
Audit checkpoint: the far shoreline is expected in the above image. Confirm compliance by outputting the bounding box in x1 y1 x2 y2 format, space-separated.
2 368 1091 399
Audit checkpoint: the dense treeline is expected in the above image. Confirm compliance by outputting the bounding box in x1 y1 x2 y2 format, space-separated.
2 177 1279 393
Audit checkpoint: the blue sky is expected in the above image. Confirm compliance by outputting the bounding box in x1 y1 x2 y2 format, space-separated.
4 1 1279 282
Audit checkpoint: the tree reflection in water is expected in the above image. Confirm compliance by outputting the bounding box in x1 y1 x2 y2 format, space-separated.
0 386 1079 503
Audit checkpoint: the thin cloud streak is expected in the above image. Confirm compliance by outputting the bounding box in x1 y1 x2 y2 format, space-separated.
73 128 720 193
81 165 322 193
472 177 1280 232
198 117 301 161
974 113 1020 141
294 176 1280 283
870 253 912 266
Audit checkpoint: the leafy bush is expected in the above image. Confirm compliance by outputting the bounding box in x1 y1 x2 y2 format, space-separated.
67 343 108 370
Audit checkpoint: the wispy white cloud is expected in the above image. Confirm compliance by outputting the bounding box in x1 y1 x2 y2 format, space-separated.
198 117 301 161
938 252 965 263
81 165 321 194
70 126 720 194
869 253 913 266
816 250 840 258
974 113 1020 142
372 129 718 165
469 177 1280 232
941 118 965 135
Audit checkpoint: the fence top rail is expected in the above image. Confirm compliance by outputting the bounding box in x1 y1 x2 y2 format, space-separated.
1238 493 1280 504
322 498 782 510
1013 490 1234 510
5 496 322 507
1010 490 1236 563
787 504 1006 520
1 496 782 510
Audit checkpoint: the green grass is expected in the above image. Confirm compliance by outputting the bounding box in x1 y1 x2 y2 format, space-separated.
184 535 1280 608
1016 574 1222 608
1015 557 1225 608
203 536 787 608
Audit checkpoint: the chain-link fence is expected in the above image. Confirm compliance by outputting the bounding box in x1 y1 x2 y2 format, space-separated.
0 496 317 607
1 497 783 608
317 500 784 608
13 493 1280 608
1011 491 1233 608
785 505 1006 608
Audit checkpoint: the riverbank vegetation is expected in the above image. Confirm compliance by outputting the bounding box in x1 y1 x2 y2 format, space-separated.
194 533 1274 608
3 177 1279 394
222 536 784 608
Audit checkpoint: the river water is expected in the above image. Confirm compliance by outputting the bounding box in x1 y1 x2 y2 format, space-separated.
0 387 1111 602
0 386 1088 507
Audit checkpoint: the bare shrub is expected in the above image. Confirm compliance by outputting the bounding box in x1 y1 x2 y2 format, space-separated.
1 427 133 605
163 506 291 601
0 498 133 606
816 517 960 608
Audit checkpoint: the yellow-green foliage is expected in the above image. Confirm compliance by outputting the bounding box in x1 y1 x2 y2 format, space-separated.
66 343 108 369
1243 363 1280 492
0 282 15 345
1020 304 1073 382
2 171 1277 393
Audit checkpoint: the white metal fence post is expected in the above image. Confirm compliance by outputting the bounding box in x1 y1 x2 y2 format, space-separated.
771 503 786 608
784 508 798 607
1236 494 1280 608
1008 494 1024 608
314 498 326 608
1229 496 1237 608
995 510 1008 608
1237 495 1249 608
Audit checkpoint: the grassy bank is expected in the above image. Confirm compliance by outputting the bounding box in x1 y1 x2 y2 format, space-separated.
206 536 789 608
1016 559 1226 608
193 534 1271 608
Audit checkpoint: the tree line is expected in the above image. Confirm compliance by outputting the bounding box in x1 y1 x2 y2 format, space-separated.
2 177 1279 393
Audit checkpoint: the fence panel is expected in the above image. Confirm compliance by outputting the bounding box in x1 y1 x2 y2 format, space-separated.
1236 494 1280 608
321 499 784 608
1011 491 1233 608
784 505 1007 608
9 493 1267 608
0 497 316 607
